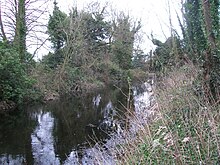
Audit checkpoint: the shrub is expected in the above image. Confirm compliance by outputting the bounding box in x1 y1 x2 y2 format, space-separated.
0 43 34 103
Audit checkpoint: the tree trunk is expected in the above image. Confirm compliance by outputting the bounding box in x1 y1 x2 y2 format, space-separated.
202 0 216 101
202 0 216 50
14 0 26 62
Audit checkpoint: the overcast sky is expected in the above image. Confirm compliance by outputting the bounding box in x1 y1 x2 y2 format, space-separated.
56 0 182 38
53 0 182 55
2 0 181 59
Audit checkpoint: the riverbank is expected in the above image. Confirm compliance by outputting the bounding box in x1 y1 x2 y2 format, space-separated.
118 64 220 164
2 63 219 164
90 63 220 164
78 73 156 164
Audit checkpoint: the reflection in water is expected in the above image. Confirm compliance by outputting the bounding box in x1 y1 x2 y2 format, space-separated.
63 150 79 164
31 111 60 165
103 101 114 119
133 82 151 113
63 147 115 165
130 82 153 134
0 154 24 165
93 94 101 107
0 84 150 165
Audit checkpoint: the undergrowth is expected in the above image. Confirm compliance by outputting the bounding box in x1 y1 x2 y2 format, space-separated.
117 63 220 164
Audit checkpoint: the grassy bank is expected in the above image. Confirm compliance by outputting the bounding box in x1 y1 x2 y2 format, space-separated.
115 63 220 164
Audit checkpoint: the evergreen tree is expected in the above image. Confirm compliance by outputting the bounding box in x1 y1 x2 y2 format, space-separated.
112 15 140 70
183 0 220 101
183 0 207 58
48 1 67 51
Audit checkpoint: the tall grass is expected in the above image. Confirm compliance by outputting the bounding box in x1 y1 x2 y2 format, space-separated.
116 63 220 164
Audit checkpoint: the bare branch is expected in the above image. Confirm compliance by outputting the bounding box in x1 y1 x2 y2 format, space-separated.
0 1 7 41
29 36 49 61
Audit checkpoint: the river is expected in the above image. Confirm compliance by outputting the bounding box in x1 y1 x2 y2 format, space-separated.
0 83 153 165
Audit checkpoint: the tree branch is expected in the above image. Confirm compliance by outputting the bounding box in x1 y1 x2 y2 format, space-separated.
0 2 7 41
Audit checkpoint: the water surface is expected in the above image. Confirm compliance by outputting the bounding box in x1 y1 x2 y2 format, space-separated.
0 86 130 164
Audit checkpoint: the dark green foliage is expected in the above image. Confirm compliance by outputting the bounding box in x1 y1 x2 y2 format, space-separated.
183 0 207 57
84 12 111 46
0 42 34 103
132 49 147 69
183 0 220 100
210 54 220 99
112 16 136 70
152 38 173 71
210 0 220 40
69 9 111 56
112 40 132 70
42 4 141 94
48 2 67 50
42 50 64 69
46 6 111 66
151 36 183 72
149 0 220 99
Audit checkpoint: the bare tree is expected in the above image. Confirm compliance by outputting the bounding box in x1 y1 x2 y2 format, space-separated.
0 0 51 61
0 1 7 41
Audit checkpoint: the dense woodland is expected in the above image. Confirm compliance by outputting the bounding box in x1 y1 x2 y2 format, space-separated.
0 0 219 107
0 0 146 107
0 0 220 164
0 0 218 111
126 1 220 164
0 0 219 108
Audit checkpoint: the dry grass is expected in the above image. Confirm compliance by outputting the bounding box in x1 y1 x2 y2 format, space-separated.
114 64 220 164
67 63 219 165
